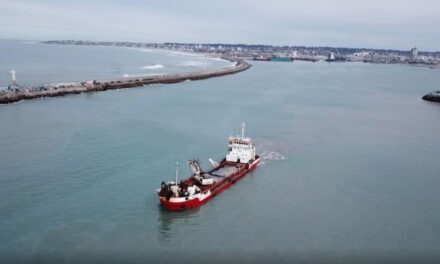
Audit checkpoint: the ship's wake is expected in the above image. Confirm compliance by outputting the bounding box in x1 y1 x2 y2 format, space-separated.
255 139 286 165
260 150 286 161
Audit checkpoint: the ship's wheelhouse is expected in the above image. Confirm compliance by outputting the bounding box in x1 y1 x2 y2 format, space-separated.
226 137 256 163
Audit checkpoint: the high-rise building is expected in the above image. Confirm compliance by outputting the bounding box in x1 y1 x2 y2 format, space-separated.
410 47 418 61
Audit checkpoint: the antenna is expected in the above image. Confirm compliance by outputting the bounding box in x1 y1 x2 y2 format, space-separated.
241 121 246 139
175 160 179 185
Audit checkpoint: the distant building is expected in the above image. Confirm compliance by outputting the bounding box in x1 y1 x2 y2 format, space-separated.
410 47 418 61
328 52 335 61
353 51 370 58
291 50 298 58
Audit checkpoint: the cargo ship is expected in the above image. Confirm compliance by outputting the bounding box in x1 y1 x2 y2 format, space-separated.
157 122 260 211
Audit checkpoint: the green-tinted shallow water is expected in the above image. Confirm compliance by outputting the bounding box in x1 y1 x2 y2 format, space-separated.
0 42 440 263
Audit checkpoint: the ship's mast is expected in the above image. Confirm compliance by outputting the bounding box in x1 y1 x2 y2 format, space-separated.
241 122 246 139
175 160 179 185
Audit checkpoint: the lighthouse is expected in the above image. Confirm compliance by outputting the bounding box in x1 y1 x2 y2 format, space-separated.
8 69 19 91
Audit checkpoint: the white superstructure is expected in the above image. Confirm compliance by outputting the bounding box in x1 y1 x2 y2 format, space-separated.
225 122 257 164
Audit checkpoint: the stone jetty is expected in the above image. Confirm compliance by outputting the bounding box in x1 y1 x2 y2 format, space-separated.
0 59 250 104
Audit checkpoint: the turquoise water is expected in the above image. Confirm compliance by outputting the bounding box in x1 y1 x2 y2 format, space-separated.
0 42 440 263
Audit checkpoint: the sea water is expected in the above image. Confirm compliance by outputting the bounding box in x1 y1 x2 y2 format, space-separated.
0 41 439 263
0 40 232 87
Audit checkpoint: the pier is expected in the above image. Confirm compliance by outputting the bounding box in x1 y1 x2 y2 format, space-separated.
0 59 251 104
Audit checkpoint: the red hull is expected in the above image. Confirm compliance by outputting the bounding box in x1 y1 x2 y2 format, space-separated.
159 158 260 211
160 195 213 210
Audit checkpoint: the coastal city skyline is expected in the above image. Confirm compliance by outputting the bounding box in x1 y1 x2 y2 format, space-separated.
1 0 439 51
44 40 440 65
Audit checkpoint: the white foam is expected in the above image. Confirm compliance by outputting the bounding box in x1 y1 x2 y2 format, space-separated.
210 57 228 62
180 61 208 67
260 150 286 161
141 64 164 70
122 72 164 78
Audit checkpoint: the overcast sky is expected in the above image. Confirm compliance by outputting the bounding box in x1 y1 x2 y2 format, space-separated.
0 0 439 51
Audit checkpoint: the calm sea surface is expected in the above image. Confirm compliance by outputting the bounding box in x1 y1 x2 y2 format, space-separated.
0 40 232 87
0 40 439 263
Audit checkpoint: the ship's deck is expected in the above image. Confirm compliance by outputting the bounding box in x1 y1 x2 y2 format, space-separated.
184 162 248 191
209 164 238 178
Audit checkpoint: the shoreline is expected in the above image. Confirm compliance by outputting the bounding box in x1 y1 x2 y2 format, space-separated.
0 59 250 105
